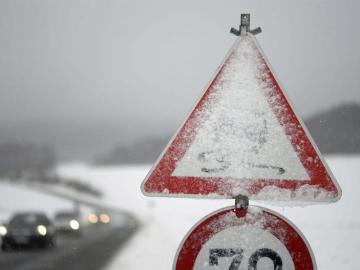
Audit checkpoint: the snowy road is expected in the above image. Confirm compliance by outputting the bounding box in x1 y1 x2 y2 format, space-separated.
0 224 135 270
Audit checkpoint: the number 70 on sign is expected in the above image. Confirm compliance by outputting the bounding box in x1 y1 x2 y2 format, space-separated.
209 248 282 270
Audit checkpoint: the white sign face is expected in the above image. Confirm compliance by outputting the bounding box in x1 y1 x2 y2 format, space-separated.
194 227 295 270
172 38 308 181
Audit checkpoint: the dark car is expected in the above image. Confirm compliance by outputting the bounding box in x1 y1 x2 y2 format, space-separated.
1 212 56 251
54 211 82 236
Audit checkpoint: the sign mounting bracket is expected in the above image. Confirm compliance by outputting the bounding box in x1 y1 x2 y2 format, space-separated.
230 13 262 36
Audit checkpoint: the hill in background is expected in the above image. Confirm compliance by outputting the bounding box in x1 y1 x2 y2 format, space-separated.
94 103 360 165
94 137 171 165
305 103 360 154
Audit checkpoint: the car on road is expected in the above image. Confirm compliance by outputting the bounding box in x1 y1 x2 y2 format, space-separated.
54 211 81 235
0 212 56 251
88 212 111 225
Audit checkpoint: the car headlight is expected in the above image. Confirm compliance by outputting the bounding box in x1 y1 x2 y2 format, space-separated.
0 225 7 236
88 214 98 224
37 225 47 236
69 219 80 230
100 214 110 224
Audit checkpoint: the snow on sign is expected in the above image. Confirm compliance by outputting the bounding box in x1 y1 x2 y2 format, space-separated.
174 206 316 270
141 31 341 202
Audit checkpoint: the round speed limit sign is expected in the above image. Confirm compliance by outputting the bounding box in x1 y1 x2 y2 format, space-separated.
174 206 316 270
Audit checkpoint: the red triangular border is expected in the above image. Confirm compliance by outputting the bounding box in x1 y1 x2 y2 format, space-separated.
141 35 341 202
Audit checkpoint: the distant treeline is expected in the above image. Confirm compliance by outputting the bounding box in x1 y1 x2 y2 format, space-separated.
0 143 55 178
0 143 101 197
94 137 170 165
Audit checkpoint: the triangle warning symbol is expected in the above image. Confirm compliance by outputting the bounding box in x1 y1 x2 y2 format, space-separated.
141 34 341 203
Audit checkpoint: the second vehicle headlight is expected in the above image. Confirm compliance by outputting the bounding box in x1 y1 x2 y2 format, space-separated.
37 225 47 236
0 225 7 236
70 219 80 230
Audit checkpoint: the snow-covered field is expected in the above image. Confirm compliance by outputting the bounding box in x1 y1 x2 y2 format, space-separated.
54 155 359 270
0 156 358 269
0 182 74 221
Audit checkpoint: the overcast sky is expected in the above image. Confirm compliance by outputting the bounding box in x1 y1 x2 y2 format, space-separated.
0 0 359 154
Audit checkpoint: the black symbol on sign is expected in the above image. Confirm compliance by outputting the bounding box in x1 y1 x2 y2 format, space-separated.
198 151 231 173
209 248 283 270
247 163 286 175
248 248 283 270
209 249 243 270
197 111 288 175
197 150 286 175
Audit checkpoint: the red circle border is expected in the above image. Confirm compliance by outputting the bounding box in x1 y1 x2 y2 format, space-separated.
174 206 316 270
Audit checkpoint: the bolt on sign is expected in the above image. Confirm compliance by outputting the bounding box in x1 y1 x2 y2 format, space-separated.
141 13 342 270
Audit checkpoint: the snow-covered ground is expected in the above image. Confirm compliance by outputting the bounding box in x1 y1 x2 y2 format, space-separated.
0 156 357 269
0 182 74 222
54 155 359 270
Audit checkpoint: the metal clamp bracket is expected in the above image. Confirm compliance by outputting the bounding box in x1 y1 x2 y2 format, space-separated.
230 13 262 36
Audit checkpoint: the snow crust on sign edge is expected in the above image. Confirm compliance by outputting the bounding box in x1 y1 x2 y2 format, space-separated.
187 205 307 253
143 177 340 205
250 185 339 206
250 35 342 204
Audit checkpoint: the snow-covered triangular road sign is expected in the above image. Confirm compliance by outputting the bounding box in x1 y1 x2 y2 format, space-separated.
141 34 341 203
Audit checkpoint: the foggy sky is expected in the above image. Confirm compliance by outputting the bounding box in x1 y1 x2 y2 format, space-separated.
1 0 360 151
